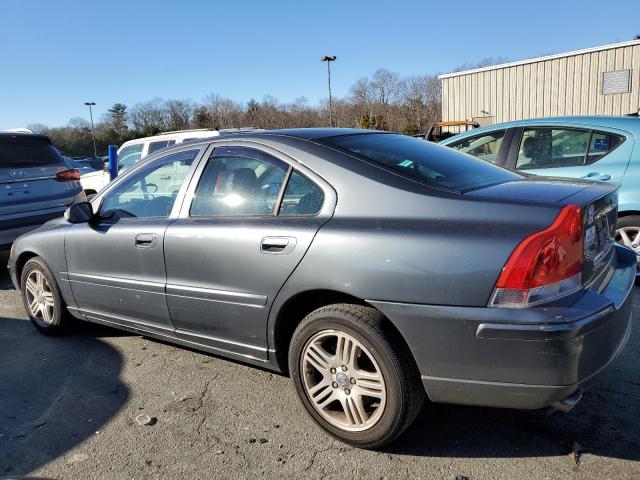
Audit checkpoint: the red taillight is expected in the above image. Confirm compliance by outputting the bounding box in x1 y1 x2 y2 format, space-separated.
491 205 583 308
56 168 81 181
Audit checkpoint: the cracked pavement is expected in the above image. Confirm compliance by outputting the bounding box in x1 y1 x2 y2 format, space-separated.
0 252 639 479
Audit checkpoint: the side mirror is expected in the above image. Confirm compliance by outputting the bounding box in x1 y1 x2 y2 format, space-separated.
64 201 94 224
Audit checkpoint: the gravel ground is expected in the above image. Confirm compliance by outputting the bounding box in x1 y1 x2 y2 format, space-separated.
1 252 639 480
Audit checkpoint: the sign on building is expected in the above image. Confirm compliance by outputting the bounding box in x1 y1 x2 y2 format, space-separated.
602 69 631 95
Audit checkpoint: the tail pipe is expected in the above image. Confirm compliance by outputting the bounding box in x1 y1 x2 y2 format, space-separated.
551 390 583 413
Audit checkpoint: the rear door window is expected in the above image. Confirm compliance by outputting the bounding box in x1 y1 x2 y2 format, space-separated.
190 147 288 217
0 135 65 168
446 130 506 163
515 127 625 170
148 140 176 155
516 128 589 169
279 171 324 215
587 132 625 164
322 133 519 192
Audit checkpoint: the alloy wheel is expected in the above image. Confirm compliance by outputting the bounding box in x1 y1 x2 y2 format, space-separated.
24 270 55 327
300 329 387 432
616 226 640 269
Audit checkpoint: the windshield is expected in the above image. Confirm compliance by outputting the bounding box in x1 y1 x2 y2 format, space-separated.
0 135 65 168
321 133 521 192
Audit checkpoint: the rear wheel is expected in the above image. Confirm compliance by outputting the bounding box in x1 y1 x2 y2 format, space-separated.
289 304 424 448
20 257 70 334
615 215 640 273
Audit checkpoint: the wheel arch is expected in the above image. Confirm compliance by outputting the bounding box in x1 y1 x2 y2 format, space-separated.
14 250 40 285
618 210 640 218
271 289 417 377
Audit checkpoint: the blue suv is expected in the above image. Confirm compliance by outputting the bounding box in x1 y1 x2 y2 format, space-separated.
442 116 640 267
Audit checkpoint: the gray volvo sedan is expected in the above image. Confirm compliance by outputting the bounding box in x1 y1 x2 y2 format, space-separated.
8 129 635 448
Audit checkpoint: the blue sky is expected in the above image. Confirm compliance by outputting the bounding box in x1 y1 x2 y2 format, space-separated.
1 0 639 129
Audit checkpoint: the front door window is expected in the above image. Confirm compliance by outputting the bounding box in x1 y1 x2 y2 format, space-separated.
446 131 506 163
101 149 199 219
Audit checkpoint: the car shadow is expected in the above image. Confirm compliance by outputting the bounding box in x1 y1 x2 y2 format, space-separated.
390 307 640 462
0 316 129 477
0 252 12 291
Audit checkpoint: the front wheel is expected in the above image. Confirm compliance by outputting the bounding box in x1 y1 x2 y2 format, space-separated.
20 257 70 335
289 304 424 448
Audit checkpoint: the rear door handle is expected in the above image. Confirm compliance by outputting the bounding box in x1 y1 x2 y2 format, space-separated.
582 172 612 181
260 236 296 254
135 233 158 248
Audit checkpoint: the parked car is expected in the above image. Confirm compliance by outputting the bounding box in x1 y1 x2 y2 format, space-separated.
65 157 99 175
9 129 634 448
71 156 104 171
419 120 479 142
440 116 640 267
0 132 85 248
79 129 221 195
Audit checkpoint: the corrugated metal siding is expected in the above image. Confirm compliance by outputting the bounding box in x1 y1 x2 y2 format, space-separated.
441 43 640 124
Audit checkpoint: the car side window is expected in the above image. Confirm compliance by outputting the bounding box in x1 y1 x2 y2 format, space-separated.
118 144 144 169
101 149 199 219
446 131 505 164
148 140 176 155
279 171 324 215
190 147 288 217
516 128 590 170
587 132 625 165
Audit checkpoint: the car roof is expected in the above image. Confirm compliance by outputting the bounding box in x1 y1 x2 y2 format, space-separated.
249 128 380 139
119 130 221 148
135 128 393 165
441 115 640 144
0 132 52 142
125 128 385 150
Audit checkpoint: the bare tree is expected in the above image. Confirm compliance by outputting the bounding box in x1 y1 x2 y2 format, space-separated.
129 99 170 135
38 65 457 155
165 99 194 131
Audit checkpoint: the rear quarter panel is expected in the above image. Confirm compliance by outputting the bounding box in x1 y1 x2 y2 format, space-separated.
270 193 559 309
619 137 640 214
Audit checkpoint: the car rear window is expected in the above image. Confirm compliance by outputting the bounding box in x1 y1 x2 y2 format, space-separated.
321 133 520 192
0 135 65 168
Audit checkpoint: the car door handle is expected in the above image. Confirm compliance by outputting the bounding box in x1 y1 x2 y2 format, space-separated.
135 233 158 248
582 172 612 181
260 236 296 254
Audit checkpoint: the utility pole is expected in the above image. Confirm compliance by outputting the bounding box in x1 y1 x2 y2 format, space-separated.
84 101 97 157
321 56 337 127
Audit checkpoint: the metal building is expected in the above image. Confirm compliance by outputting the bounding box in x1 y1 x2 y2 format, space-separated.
439 40 640 126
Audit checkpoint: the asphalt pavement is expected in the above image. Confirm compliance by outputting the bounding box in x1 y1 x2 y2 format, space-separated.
1 251 639 479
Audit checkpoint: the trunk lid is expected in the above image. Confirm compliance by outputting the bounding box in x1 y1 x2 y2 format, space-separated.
562 184 618 287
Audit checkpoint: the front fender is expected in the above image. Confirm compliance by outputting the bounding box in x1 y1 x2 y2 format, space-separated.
9 220 74 307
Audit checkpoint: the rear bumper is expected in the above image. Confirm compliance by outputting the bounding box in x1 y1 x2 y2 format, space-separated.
370 244 635 410
0 207 67 248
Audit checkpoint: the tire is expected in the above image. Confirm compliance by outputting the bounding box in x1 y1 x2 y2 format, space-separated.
615 215 640 275
20 256 70 335
289 303 424 448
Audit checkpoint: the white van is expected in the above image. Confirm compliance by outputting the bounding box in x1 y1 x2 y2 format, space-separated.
80 129 220 195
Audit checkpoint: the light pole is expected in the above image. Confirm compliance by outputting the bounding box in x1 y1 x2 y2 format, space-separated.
320 56 336 127
84 101 97 158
